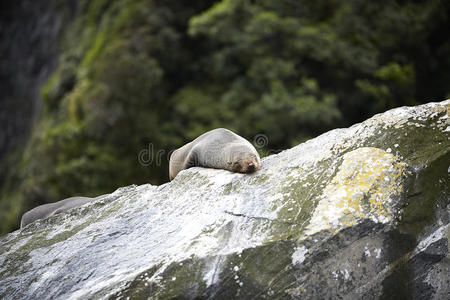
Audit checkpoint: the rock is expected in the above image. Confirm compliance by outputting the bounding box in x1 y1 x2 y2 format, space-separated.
0 100 449 299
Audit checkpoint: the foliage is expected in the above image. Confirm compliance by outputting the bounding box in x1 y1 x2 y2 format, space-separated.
1 0 450 233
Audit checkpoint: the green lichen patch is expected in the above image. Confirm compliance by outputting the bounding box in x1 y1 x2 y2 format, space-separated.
171 170 211 189
208 240 297 299
396 150 450 238
262 160 339 242
119 259 207 300
0 221 90 279
111 264 161 299
247 172 270 185
357 104 450 168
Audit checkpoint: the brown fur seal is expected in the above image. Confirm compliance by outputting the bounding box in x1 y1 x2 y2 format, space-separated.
169 128 261 180
20 195 105 228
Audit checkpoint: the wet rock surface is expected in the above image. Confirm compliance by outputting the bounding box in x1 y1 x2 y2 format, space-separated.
0 100 449 299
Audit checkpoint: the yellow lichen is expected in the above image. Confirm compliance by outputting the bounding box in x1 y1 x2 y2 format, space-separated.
305 147 407 236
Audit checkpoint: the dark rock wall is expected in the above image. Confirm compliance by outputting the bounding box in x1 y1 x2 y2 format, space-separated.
0 0 74 160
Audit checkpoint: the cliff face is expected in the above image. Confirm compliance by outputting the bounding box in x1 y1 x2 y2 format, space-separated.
0 100 448 299
0 1 77 233
0 1 73 158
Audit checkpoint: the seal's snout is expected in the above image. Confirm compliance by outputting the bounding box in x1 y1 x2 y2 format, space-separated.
247 163 255 172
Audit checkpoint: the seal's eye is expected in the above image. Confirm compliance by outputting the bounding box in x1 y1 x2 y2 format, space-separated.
233 161 242 171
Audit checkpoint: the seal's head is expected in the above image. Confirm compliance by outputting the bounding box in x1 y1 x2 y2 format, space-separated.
227 146 261 174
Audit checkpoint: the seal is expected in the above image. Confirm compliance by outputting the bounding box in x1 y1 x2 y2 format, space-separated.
169 128 261 180
20 195 105 228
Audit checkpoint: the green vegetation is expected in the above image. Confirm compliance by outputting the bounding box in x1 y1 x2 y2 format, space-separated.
1 0 450 234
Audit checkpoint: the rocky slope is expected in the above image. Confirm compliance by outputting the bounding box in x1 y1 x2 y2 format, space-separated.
0 100 449 299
